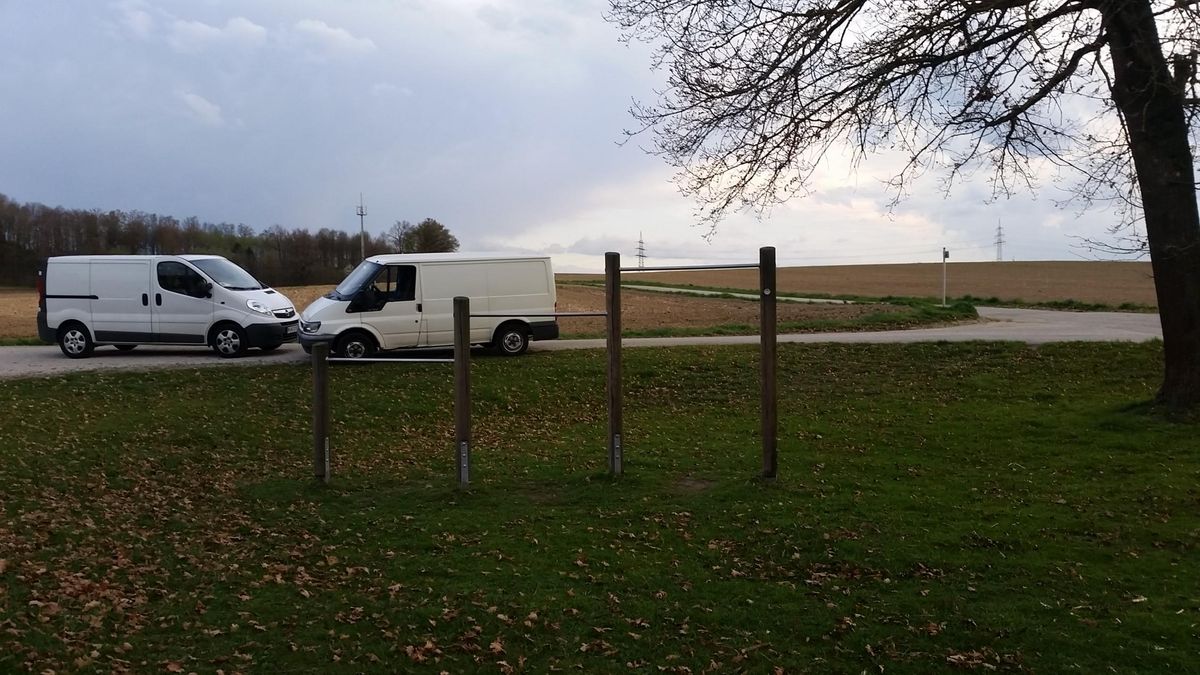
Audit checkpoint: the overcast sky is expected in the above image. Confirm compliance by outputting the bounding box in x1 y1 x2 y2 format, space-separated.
0 0 1140 271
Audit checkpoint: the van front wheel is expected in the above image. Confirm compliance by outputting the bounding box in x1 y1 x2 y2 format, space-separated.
58 323 94 359
211 324 248 358
491 323 530 357
335 331 376 359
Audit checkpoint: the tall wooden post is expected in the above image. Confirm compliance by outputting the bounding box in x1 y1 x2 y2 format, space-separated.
760 246 778 479
605 252 623 476
312 342 331 484
453 296 471 489
942 247 949 306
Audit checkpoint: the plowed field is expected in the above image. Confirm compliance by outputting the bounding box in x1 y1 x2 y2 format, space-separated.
563 260 1156 306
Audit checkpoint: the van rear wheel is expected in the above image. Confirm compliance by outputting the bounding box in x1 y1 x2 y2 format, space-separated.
335 331 376 359
58 323 94 359
491 323 530 357
211 324 248 358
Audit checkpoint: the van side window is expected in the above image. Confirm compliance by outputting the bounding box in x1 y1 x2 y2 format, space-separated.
372 265 416 302
158 261 207 298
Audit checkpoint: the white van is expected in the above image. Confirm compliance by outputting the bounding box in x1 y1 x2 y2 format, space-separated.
37 255 298 358
299 253 558 357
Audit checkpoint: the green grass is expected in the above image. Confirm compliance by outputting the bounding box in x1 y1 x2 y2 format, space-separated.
1 343 1196 673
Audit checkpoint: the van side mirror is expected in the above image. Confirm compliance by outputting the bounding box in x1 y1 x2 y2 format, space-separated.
204 281 213 298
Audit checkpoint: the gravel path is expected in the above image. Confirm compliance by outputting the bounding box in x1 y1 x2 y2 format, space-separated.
0 307 1162 380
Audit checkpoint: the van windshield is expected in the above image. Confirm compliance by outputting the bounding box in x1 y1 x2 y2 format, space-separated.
331 261 381 299
190 258 263 290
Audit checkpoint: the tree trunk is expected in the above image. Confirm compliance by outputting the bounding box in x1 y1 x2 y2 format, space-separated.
1101 0 1200 411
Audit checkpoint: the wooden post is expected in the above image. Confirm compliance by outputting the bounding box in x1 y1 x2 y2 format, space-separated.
760 246 778 479
312 341 331 484
941 247 949 306
453 296 471 489
605 252 623 476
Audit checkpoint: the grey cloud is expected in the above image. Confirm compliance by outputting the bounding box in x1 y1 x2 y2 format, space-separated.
290 19 376 57
176 91 225 126
166 17 267 52
476 5 514 31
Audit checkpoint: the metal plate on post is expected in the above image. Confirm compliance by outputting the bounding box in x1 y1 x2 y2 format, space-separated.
458 441 470 485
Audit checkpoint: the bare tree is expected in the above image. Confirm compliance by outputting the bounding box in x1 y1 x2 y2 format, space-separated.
387 219 415 252
388 218 460 253
608 0 1200 410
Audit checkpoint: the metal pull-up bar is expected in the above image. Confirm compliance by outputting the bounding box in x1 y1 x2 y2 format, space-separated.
621 263 759 272
606 247 777 479
453 297 615 488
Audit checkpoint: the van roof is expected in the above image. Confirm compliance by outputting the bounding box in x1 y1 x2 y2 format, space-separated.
48 254 228 262
365 252 552 265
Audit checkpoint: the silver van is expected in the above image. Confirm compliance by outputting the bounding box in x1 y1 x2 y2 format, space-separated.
37 254 298 358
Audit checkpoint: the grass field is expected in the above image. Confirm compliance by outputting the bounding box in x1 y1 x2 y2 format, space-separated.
2 342 1196 673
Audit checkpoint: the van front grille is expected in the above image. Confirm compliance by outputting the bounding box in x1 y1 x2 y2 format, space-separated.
273 308 296 319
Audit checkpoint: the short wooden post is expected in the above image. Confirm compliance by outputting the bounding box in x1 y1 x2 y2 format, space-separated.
312 342 331 484
453 296 471 489
760 246 778 479
605 252 623 476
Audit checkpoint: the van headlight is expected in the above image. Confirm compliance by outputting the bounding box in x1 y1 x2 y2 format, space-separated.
246 299 272 315
300 320 321 333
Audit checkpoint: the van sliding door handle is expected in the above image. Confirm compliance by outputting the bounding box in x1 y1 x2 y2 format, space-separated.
155 293 162 306
142 293 148 306
417 303 422 312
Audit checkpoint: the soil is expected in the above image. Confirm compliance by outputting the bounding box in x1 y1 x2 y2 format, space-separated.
562 260 1158 307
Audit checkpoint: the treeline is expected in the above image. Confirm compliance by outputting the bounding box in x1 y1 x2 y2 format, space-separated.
0 193 395 287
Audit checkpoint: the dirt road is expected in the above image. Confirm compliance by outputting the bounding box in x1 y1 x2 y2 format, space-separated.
0 307 1162 380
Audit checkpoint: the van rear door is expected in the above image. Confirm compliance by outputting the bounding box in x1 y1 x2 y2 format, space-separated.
90 259 153 343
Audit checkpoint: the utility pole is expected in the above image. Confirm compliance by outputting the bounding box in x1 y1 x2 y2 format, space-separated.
356 194 367 260
994 221 1005 262
636 232 646 269
941 247 949 306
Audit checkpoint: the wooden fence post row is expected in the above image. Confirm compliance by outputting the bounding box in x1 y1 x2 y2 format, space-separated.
318 248 772 488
